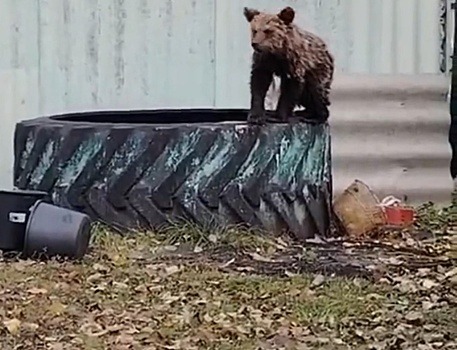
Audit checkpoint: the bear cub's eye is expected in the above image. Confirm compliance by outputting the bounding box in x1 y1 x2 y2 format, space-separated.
264 29 273 35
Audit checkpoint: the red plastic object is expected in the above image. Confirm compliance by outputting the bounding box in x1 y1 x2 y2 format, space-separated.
384 205 415 227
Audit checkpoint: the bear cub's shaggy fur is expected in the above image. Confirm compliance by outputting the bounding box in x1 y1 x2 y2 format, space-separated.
244 6 334 124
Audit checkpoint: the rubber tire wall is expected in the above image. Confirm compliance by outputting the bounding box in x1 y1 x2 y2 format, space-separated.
14 112 332 239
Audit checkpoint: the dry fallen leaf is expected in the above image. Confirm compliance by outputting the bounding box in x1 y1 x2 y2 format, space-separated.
3 318 21 335
444 267 457 278
48 344 64 350
449 275 457 286
163 245 178 252
220 258 235 268
23 322 39 332
417 344 431 350
47 301 67 315
249 252 274 263
355 329 365 338
333 338 344 345
387 257 402 266
422 279 438 290
164 265 180 275
369 341 388 350
87 273 103 283
421 301 435 311
208 234 218 243
93 263 110 272
236 266 255 272
405 311 423 324
27 287 48 295
311 275 325 288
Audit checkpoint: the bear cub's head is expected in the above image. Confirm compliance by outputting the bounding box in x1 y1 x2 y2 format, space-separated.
243 6 295 54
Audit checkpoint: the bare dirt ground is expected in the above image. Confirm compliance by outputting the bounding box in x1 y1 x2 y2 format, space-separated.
0 202 456 350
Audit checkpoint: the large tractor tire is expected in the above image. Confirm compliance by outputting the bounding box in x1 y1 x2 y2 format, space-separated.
14 109 332 239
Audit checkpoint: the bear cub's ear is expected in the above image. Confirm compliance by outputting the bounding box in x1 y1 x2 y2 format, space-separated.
243 7 260 22
278 6 295 25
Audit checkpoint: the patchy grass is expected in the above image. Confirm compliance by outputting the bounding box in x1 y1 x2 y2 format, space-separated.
415 202 456 234
0 204 456 350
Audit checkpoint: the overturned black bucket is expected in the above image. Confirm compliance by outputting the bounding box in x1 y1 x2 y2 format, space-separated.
23 201 92 259
0 189 50 251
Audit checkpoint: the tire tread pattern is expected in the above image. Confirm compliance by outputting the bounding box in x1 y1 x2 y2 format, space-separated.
14 118 332 238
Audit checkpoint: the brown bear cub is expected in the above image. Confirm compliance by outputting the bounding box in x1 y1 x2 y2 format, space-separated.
243 6 334 125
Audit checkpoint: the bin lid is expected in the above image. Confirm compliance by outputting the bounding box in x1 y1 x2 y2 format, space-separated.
0 189 49 196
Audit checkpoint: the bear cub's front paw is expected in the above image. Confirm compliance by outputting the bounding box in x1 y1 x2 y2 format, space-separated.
247 110 266 125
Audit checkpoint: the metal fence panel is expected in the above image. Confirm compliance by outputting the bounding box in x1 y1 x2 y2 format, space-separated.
215 0 443 108
0 0 39 190
37 0 216 114
329 74 452 205
0 0 453 205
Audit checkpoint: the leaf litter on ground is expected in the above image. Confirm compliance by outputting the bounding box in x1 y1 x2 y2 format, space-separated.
0 203 455 349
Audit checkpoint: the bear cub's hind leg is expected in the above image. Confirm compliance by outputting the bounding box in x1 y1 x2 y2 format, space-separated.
276 78 302 122
298 75 330 122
